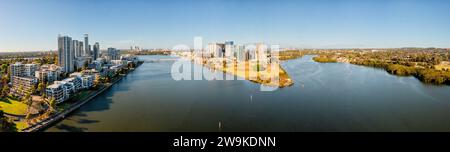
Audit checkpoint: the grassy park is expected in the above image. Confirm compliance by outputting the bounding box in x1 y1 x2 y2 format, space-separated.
0 97 28 116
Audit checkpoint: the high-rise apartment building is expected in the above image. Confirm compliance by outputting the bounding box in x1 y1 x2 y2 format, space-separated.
72 40 81 57
255 43 268 61
208 43 225 58
58 35 74 73
84 34 90 56
93 42 100 60
235 45 248 61
78 41 84 56
224 41 234 58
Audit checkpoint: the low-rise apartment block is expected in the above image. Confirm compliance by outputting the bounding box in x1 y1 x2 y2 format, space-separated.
10 76 38 97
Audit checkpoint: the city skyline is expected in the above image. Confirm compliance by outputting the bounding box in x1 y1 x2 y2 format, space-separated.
1 0 450 52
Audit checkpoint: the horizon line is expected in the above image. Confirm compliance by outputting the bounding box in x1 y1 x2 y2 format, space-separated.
1 46 449 53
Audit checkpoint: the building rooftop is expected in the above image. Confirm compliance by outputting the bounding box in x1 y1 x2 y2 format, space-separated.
62 77 77 82
69 72 83 77
47 83 63 89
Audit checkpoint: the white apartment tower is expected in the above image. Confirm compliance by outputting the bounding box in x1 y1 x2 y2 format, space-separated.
58 35 74 73
72 40 80 57
224 41 234 58
84 34 90 56
255 43 268 61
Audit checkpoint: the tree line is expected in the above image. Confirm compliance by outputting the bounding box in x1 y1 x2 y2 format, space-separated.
309 49 450 85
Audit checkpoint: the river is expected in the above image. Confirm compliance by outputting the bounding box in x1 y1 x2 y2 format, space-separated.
47 55 450 132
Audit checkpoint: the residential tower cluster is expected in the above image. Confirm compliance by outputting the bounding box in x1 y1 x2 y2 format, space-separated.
201 41 272 63
9 34 139 104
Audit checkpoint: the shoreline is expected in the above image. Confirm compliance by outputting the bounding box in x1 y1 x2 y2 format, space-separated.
20 62 143 132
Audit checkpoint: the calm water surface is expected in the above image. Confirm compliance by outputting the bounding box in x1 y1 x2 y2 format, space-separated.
47 55 450 132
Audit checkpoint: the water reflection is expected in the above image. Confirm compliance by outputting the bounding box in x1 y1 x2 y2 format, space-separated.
54 124 88 132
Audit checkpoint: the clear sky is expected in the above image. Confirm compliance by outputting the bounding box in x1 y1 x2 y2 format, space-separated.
1 0 450 52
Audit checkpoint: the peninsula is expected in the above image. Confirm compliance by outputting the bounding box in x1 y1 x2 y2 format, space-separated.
174 41 294 88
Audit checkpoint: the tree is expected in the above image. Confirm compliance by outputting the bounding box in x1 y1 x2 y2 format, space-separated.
54 57 58 65
48 97 56 112
37 82 45 95
41 92 46 99
0 110 17 132
1 85 9 98
1 75 9 86
24 92 32 105
93 78 100 90
0 64 7 74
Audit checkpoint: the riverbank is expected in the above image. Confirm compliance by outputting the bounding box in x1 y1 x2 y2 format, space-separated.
311 54 450 85
312 55 337 63
20 62 143 132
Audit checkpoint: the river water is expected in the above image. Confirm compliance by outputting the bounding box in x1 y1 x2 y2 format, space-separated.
47 55 450 132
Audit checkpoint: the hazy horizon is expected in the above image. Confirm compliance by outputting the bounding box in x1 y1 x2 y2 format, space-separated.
1 0 450 52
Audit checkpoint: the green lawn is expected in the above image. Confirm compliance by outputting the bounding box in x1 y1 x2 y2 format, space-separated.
14 121 29 131
0 98 28 116
70 90 93 101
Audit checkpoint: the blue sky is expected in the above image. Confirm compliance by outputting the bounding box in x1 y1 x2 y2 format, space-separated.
1 0 450 51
